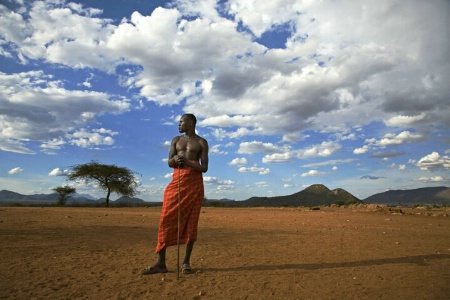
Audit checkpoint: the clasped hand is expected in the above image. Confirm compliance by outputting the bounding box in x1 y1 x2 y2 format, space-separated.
174 155 186 167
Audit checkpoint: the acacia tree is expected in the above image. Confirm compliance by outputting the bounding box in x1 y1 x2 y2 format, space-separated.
52 185 76 205
67 162 139 207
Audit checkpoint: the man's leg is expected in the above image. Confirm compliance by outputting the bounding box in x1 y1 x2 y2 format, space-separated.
182 242 195 274
183 242 194 265
142 247 168 275
157 247 167 268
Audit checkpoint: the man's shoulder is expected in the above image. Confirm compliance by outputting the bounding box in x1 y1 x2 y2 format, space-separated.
197 135 208 143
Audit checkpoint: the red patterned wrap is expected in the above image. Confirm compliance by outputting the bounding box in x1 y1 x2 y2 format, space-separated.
155 161 204 253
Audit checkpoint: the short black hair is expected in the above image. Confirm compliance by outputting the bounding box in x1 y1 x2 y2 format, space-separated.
183 113 197 126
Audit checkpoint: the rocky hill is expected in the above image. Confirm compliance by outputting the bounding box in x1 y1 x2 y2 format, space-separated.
0 190 59 204
207 184 362 207
363 186 450 206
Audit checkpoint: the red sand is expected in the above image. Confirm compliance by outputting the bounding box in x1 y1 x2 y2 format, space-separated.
1 206 449 299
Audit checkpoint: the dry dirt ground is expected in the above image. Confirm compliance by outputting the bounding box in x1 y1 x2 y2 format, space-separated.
1 206 449 300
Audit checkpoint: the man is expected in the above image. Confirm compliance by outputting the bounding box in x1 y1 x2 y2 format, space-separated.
143 114 209 275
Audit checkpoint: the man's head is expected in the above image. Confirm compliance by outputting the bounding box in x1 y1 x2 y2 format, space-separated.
182 114 197 126
178 113 196 133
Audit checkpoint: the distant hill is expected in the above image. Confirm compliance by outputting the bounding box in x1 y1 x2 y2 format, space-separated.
0 190 148 206
363 186 450 206
0 190 59 204
207 184 362 207
241 184 362 207
2 185 449 207
71 193 97 200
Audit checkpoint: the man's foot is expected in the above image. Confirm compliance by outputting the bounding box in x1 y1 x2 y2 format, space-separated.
181 263 194 274
142 264 168 275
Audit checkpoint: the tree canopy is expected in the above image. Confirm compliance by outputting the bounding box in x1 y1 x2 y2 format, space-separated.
52 185 76 205
67 162 139 207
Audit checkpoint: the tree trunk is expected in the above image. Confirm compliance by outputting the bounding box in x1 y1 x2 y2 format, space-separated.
106 188 111 207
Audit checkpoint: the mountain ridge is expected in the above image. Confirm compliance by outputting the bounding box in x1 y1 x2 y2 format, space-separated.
1 185 449 206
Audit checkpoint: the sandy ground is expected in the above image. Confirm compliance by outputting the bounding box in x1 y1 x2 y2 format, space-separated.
1 206 449 300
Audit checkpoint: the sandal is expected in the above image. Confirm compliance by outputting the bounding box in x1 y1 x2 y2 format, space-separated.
142 265 168 275
181 263 194 274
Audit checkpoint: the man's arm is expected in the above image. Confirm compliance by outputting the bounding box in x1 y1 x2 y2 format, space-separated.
167 136 180 168
198 138 209 173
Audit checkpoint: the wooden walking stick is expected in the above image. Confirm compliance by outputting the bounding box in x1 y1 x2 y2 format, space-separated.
177 165 181 279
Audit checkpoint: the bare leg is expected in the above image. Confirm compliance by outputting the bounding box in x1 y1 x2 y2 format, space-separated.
157 247 167 269
183 242 194 265
181 242 195 274
142 247 168 275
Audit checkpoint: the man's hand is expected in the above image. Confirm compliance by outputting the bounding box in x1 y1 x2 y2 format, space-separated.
176 155 186 168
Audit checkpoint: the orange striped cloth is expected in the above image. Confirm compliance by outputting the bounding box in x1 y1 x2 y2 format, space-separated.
155 161 204 253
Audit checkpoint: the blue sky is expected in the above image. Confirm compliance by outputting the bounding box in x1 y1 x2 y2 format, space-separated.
1 0 449 201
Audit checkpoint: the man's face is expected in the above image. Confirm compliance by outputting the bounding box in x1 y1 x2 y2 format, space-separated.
178 116 189 133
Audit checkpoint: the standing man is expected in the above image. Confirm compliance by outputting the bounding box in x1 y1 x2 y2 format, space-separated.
143 114 209 275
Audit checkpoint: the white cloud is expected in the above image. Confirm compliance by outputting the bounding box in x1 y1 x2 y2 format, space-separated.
40 138 66 154
295 141 341 159
416 152 450 171
354 131 425 155
378 131 424 146
301 170 327 177
210 144 228 155
262 152 294 163
68 128 116 148
238 165 270 175
0 71 129 154
48 168 69 176
2 0 449 141
417 176 446 183
204 176 235 190
8 167 24 175
238 140 342 163
353 145 369 155
238 141 284 154
384 113 427 127
229 157 248 166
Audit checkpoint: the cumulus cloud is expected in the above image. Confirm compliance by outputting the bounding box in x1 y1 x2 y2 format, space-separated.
417 176 446 183
68 128 117 148
204 176 235 190
384 113 427 127
354 131 424 155
48 168 69 176
353 145 369 155
2 0 448 143
0 71 129 154
238 141 284 155
377 131 424 146
210 144 228 155
236 140 342 163
238 165 270 175
416 152 450 171
229 157 248 166
301 170 327 177
8 167 24 175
